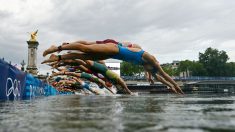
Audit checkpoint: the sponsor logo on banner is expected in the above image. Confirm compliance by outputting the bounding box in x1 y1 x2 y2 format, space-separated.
29 85 45 98
5 77 21 98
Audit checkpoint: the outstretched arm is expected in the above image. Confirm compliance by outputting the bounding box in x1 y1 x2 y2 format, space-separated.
147 71 154 84
116 78 133 95
151 73 178 94
143 53 184 94
143 66 154 84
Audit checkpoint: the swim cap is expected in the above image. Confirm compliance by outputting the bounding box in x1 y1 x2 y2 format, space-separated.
55 77 62 82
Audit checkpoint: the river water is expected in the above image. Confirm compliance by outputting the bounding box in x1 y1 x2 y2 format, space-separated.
0 93 235 132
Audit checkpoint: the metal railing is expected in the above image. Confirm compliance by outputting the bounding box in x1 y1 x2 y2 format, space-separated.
121 76 235 81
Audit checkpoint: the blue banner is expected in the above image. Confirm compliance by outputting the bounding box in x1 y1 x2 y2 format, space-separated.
23 74 59 99
0 59 58 100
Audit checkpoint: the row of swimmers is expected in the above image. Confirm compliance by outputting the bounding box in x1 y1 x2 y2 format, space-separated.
47 60 131 95
43 39 184 95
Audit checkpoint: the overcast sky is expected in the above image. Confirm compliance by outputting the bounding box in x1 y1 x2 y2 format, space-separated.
1 0 235 74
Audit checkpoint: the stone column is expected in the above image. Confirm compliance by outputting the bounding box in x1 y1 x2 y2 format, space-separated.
26 41 39 75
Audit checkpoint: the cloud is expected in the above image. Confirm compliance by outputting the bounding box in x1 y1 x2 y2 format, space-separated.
0 0 235 74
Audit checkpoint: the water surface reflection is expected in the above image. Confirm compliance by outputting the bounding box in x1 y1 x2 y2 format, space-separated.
0 94 235 132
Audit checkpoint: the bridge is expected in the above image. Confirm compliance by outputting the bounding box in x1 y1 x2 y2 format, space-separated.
122 76 235 81
122 76 235 94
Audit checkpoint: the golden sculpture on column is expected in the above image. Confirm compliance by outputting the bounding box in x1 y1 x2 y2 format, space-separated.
26 30 39 75
29 30 38 42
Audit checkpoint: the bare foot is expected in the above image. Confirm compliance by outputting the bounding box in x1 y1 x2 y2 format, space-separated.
41 54 58 64
43 45 58 57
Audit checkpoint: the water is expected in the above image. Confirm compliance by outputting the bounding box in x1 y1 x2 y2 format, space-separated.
0 94 235 132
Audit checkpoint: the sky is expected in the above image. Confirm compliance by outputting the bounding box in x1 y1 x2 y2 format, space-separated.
0 0 235 74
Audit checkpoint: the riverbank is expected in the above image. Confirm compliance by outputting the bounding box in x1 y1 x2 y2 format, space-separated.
127 80 235 94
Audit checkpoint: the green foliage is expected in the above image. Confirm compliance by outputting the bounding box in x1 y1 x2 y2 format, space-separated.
190 62 207 76
178 60 207 76
224 62 235 76
178 60 192 72
199 47 229 76
120 61 144 76
177 47 235 77
162 64 179 76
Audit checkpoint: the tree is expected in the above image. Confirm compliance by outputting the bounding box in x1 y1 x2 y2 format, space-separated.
199 47 229 76
120 61 144 76
162 64 179 76
178 60 192 72
225 62 235 76
190 61 207 76
178 60 207 76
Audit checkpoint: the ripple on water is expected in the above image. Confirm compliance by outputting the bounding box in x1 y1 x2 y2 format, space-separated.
0 94 235 132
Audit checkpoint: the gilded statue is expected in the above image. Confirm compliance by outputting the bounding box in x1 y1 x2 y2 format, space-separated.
29 30 38 41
